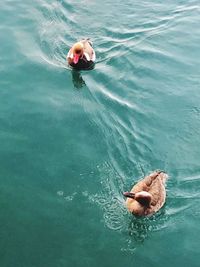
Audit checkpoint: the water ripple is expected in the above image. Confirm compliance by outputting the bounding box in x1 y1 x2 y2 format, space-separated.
33 0 200 243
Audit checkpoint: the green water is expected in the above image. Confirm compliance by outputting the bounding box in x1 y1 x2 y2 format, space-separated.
1 0 200 266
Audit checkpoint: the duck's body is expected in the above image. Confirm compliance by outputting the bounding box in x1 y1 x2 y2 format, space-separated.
123 171 168 216
67 39 96 70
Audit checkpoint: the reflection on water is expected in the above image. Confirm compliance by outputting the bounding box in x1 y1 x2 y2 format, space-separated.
71 70 86 89
120 208 169 253
128 208 167 239
128 217 150 243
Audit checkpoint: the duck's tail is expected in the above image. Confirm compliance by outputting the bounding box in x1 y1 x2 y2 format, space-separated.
157 171 168 184
147 170 168 184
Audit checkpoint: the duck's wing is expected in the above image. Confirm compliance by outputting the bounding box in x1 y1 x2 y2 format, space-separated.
132 179 148 193
82 40 95 61
67 48 73 59
131 171 159 192
149 177 166 207
143 170 167 186
132 171 167 194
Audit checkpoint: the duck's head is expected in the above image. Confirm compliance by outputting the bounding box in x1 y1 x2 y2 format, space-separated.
123 191 152 208
72 42 84 64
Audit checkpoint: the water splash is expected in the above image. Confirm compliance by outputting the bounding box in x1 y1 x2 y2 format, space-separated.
82 161 170 253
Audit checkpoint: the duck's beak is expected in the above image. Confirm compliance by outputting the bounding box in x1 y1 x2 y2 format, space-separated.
123 192 135 199
73 54 80 64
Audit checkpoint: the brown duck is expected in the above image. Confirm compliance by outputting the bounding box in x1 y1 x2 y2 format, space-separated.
123 171 168 216
67 39 96 70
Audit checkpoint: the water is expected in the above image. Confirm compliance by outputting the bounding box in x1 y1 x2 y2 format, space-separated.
1 0 200 266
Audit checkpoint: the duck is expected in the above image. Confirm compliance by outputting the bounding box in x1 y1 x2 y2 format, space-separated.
123 170 168 216
67 39 96 70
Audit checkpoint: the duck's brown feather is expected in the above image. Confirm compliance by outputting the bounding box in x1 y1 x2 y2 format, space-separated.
125 171 168 216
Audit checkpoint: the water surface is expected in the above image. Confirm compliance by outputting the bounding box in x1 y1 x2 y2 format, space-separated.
1 0 200 266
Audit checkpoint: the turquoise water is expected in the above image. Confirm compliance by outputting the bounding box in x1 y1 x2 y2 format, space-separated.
1 0 200 266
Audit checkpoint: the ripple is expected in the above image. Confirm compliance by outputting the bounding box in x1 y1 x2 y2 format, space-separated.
35 0 75 68
1 0 200 265
32 0 200 242
84 162 170 244
34 0 180 69
82 161 128 231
